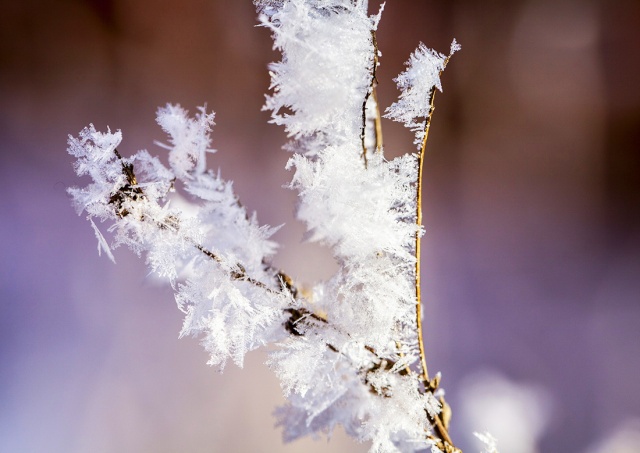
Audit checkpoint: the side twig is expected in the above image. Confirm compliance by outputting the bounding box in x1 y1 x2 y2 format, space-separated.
110 149 424 399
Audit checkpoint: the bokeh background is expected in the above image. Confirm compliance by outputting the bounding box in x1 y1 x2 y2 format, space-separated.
1 1 639 452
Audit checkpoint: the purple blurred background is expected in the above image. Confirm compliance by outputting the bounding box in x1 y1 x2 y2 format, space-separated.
1 1 639 452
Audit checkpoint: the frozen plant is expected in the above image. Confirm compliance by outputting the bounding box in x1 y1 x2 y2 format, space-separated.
67 1 475 452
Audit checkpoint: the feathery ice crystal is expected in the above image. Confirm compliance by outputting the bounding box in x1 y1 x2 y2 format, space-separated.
68 1 474 452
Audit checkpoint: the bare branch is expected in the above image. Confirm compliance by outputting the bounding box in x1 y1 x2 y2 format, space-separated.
413 56 459 451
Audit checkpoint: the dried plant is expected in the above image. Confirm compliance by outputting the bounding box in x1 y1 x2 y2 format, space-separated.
67 1 490 452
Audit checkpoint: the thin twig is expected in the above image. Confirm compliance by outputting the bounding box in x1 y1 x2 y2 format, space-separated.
415 86 437 387
414 53 454 388
413 55 459 452
371 83 383 153
361 30 382 167
111 149 283 293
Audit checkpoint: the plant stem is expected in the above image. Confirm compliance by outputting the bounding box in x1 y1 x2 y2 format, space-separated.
415 86 437 387
414 52 454 388
361 30 382 166
414 56 460 452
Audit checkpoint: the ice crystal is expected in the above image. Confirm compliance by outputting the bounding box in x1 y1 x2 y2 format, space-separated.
385 39 460 148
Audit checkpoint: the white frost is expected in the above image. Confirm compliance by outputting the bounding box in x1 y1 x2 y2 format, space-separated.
385 39 460 148
69 1 463 452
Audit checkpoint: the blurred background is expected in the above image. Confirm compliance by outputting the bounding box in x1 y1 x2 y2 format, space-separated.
1 1 639 452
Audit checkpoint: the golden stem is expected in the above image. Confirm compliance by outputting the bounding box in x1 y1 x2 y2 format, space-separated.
413 54 459 451
372 86 384 153
415 52 454 386
415 87 437 385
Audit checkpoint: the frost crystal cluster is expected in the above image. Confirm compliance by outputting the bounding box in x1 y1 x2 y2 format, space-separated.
68 1 468 452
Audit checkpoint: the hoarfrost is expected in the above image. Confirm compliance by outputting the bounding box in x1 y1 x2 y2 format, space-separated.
68 1 467 452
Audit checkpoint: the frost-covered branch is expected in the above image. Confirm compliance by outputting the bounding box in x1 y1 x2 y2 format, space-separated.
383 40 462 451
385 39 461 386
68 1 477 452
386 40 460 386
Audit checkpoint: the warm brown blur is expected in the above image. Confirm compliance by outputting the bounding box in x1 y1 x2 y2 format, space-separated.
1 1 638 452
